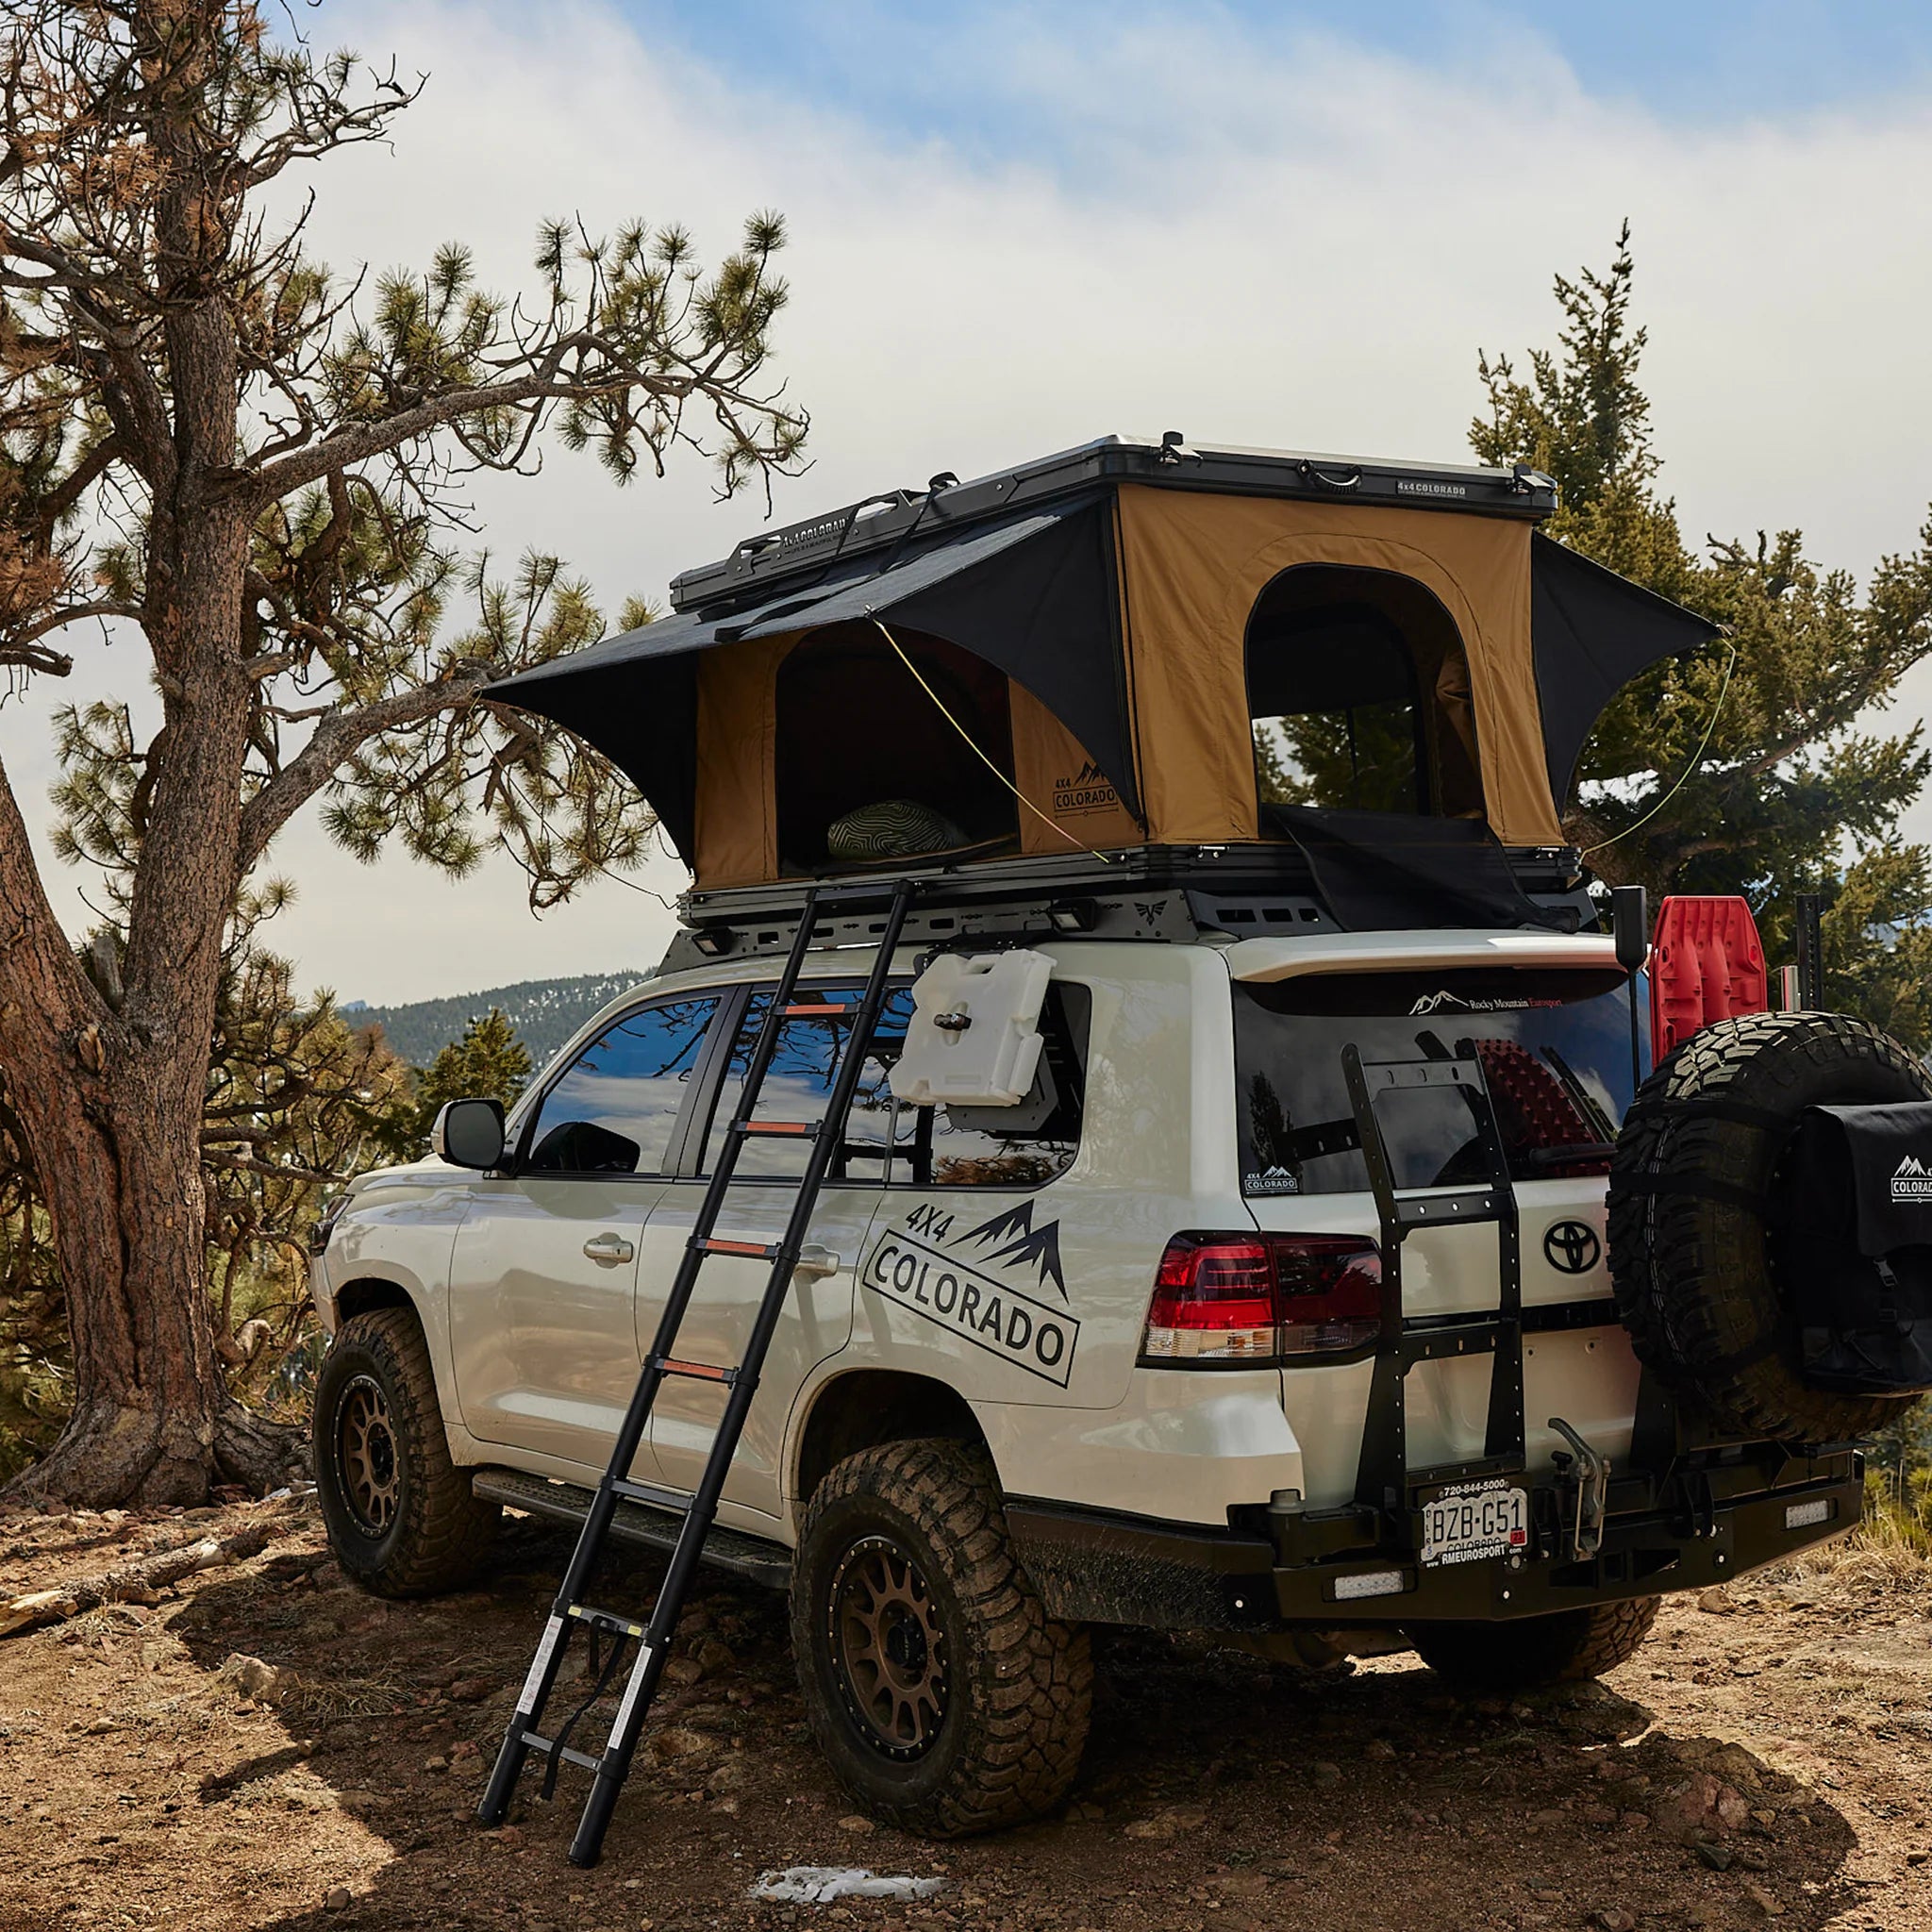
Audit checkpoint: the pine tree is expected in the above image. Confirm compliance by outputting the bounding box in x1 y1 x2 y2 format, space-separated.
1474 224 1932 1034
0 2 804 1504
408 1009 535 1154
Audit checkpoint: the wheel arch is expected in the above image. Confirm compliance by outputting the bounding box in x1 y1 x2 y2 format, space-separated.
334 1274 418 1326
791 1369 985 1524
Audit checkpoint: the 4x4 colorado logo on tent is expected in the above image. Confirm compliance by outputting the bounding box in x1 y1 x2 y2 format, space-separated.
1891 1155 1932 1202
863 1201 1078 1387
1052 760 1122 819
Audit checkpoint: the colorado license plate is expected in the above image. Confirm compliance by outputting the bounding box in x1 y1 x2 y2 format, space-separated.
1420 1477 1529 1568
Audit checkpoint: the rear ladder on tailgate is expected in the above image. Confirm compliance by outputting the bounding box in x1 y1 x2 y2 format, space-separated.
1341 1046 1526 1531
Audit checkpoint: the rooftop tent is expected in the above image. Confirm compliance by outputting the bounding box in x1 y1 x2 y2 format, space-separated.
484 436 1719 891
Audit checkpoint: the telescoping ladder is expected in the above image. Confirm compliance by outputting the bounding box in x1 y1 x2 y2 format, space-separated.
479 879 917 1865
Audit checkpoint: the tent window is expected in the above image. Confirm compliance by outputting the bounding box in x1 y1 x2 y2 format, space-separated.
1245 564 1482 821
774 625 1019 872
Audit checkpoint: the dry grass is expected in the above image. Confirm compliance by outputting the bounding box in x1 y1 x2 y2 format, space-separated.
270 1671 413 1720
1768 1474 1932 1595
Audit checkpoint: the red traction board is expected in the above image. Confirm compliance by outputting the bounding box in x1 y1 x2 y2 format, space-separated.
1648 894 1769 1061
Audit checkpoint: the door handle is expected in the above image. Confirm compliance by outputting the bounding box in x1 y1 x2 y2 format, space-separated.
582 1232 636 1266
794 1244 840 1280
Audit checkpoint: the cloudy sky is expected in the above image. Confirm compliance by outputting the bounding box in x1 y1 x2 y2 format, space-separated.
5 0 1931 1007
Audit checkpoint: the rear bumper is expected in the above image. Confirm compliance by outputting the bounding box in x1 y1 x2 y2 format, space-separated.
1005 1451 1863 1631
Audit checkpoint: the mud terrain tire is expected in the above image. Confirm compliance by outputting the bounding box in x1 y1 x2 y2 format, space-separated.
1409 1597 1660 1692
313 1307 499 1597
1607 1010 1932 1442
791 1438 1092 1836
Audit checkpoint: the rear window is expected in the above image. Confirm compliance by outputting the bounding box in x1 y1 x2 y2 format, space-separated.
1233 967 1645 1197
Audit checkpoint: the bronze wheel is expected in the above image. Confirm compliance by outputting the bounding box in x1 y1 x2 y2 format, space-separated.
313 1309 498 1597
335 1372 400 1535
828 1534 950 1760
791 1438 1091 1836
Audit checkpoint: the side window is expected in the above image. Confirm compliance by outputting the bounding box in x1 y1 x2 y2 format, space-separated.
703 986 876 1180
700 980 1089 1189
883 982 1089 1190
524 996 720 1176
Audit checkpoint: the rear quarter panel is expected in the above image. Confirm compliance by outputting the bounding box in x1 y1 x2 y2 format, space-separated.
848 942 1305 1524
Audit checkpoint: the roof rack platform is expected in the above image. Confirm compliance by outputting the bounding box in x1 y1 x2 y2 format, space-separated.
659 842 1593 973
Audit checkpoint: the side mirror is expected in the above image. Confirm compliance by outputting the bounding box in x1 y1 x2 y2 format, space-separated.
432 1097 507 1170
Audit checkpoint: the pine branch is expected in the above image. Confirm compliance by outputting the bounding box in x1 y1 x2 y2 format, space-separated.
234 667 502 869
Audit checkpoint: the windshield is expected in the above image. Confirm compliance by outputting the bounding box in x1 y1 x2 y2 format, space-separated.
1232 966 1646 1197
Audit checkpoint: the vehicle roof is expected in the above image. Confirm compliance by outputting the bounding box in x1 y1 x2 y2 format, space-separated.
1222 930 1621 982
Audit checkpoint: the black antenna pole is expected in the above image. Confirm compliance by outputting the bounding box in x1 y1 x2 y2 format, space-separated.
1611 886 1649 1101
1794 891 1824 1009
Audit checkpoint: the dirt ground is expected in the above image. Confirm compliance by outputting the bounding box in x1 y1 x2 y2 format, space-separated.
2 1494 1927 1932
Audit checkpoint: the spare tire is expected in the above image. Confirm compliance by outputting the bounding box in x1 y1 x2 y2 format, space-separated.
1607 1009 1932 1442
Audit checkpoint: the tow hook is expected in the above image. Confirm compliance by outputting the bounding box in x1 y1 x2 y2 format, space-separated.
1549 1417 1610 1561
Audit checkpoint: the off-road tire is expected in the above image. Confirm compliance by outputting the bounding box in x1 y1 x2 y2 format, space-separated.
1607 1010 1932 1442
313 1307 498 1598
791 1438 1091 1837
1408 1597 1660 1692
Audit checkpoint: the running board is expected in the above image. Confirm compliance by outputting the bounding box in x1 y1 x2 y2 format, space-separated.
470 1469 791 1591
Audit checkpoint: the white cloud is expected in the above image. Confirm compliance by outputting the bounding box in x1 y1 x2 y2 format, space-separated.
5 0 1931 1007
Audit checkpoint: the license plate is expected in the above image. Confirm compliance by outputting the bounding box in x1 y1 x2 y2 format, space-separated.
1420 1478 1529 1568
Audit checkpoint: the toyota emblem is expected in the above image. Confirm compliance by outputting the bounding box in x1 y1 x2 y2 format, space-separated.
1542 1220 1602 1275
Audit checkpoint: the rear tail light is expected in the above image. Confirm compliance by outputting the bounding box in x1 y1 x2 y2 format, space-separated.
1141 1233 1382 1366
1274 1234 1384 1358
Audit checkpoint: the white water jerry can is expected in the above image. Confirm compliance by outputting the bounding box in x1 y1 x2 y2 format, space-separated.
891 950 1054 1107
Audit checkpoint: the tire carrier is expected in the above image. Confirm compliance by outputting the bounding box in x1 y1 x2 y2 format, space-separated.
479 880 917 1865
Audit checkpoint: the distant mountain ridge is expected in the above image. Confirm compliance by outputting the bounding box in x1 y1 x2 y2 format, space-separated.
351 971 649 1070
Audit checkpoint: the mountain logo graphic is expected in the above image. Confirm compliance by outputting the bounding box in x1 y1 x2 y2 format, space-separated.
1053 763 1118 816
1891 1154 1932 1200
958 1200 1068 1299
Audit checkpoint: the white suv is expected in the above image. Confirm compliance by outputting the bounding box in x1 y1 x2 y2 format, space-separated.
308 920 1867 1835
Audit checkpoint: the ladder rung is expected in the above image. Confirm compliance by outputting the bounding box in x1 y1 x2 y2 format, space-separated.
1404 1311 1511 1335
521 1730 602 1774
566 1604 648 1640
653 1355 739 1386
693 1237 778 1258
783 1002 851 1017
1392 1188 1501 1226
1409 1454 1524 1491
733 1118 819 1139
1400 1320 1504 1363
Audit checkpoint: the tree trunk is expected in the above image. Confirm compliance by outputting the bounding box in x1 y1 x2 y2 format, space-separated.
0 763 300 1506
15 1073 295 1505
0 285 304 1504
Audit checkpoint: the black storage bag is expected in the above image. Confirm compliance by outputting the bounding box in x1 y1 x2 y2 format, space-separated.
1780 1102 1932 1394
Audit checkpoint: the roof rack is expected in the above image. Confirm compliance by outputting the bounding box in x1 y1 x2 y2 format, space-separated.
658 842 1592 974
667 433 1559 614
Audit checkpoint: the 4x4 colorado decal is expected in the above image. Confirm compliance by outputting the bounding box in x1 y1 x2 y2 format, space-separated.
864 1200 1079 1388
958 1200 1066 1296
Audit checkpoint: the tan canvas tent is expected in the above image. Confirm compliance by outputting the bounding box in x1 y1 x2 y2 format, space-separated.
490 436 1716 897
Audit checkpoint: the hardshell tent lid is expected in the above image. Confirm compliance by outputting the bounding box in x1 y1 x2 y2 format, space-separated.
485 434 1720 891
